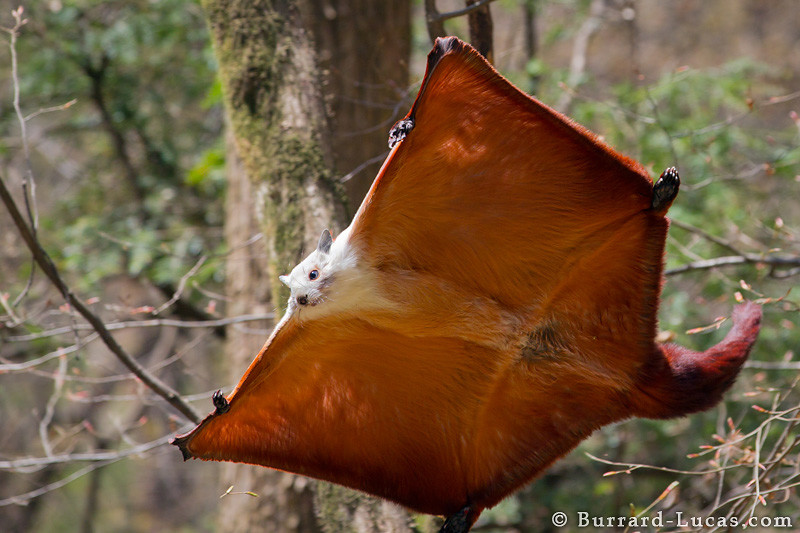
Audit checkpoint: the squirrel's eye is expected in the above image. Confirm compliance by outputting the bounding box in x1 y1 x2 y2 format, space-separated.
308 269 319 281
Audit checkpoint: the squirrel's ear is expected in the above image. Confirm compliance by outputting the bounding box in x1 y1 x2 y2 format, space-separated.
279 275 290 287
318 229 333 254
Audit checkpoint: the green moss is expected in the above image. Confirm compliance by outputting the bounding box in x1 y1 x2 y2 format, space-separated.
313 482 365 532
201 0 345 313
261 135 336 310
203 0 289 169
314 483 438 533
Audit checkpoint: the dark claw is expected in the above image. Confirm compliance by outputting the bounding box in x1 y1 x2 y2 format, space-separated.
171 433 193 461
388 118 414 148
652 166 680 212
440 505 479 533
212 390 230 414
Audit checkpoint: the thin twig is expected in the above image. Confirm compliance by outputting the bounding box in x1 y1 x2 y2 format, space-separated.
153 254 208 315
424 0 499 41
747 426 764 520
38 348 67 458
65 385 234 406
0 431 191 506
3 7 38 305
0 290 24 326
644 86 680 167
586 452 735 477
744 361 800 370
24 98 77 121
430 0 499 23
339 153 388 183
0 333 97 372
10 326 205 389
0 461 115 506
3 7 36 227
7 313 275 342
665 254 800 276
0 432 184 472
670 219 751 256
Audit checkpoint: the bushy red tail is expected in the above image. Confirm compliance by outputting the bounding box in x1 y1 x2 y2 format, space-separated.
634 302 762 419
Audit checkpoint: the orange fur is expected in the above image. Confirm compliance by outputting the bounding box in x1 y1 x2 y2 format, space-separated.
173 38 761 527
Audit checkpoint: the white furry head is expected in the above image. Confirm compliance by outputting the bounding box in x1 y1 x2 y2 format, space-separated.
280 230 336 310
279 226 395 322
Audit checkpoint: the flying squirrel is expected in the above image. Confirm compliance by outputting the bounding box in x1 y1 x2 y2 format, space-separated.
174 37 761 532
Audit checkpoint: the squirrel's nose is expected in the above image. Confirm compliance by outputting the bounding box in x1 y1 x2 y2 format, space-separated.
296 295 308 306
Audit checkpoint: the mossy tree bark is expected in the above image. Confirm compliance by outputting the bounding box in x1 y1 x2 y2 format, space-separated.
204 0 347 309
204 1 424 531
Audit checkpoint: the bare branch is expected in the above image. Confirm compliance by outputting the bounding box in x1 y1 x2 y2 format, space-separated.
3 7 35 226
339 153 388 183
81 53 147 206
0 433 181 472
670 219 751 256
0 433 188 507
2 7 38 305
65 385 234 406
38 350 67 458
7 313 274 342
432 0 498 23
424 0 446 42
0 171 202 423
0 291 24 327
424 0 499 43
9 322 211 385
24 98 77 121
153 254 208 315
585 452 733 477
664 253 800 276
0 461 114 506
466 0 494 62
1 333 96 372
744 361 800 370
667 215 800 278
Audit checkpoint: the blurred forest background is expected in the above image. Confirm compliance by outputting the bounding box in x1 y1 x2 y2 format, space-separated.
1 0 799 532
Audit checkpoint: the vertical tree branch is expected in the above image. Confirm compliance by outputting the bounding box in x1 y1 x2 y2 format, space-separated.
424 0 498 45
523 0 537 60
81 56 148 207
3 7 38 306
3 7 38 231
38 350 67 458
466 0 493 62
424 0 446 42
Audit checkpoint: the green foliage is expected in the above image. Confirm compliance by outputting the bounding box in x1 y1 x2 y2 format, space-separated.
3 0 225 301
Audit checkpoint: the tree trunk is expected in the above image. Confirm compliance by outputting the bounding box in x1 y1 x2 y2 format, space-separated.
466 0 493 63
203 0 347 310
218 130 321 533
204 1 421 531
205 2 342 532
303 1 412 214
